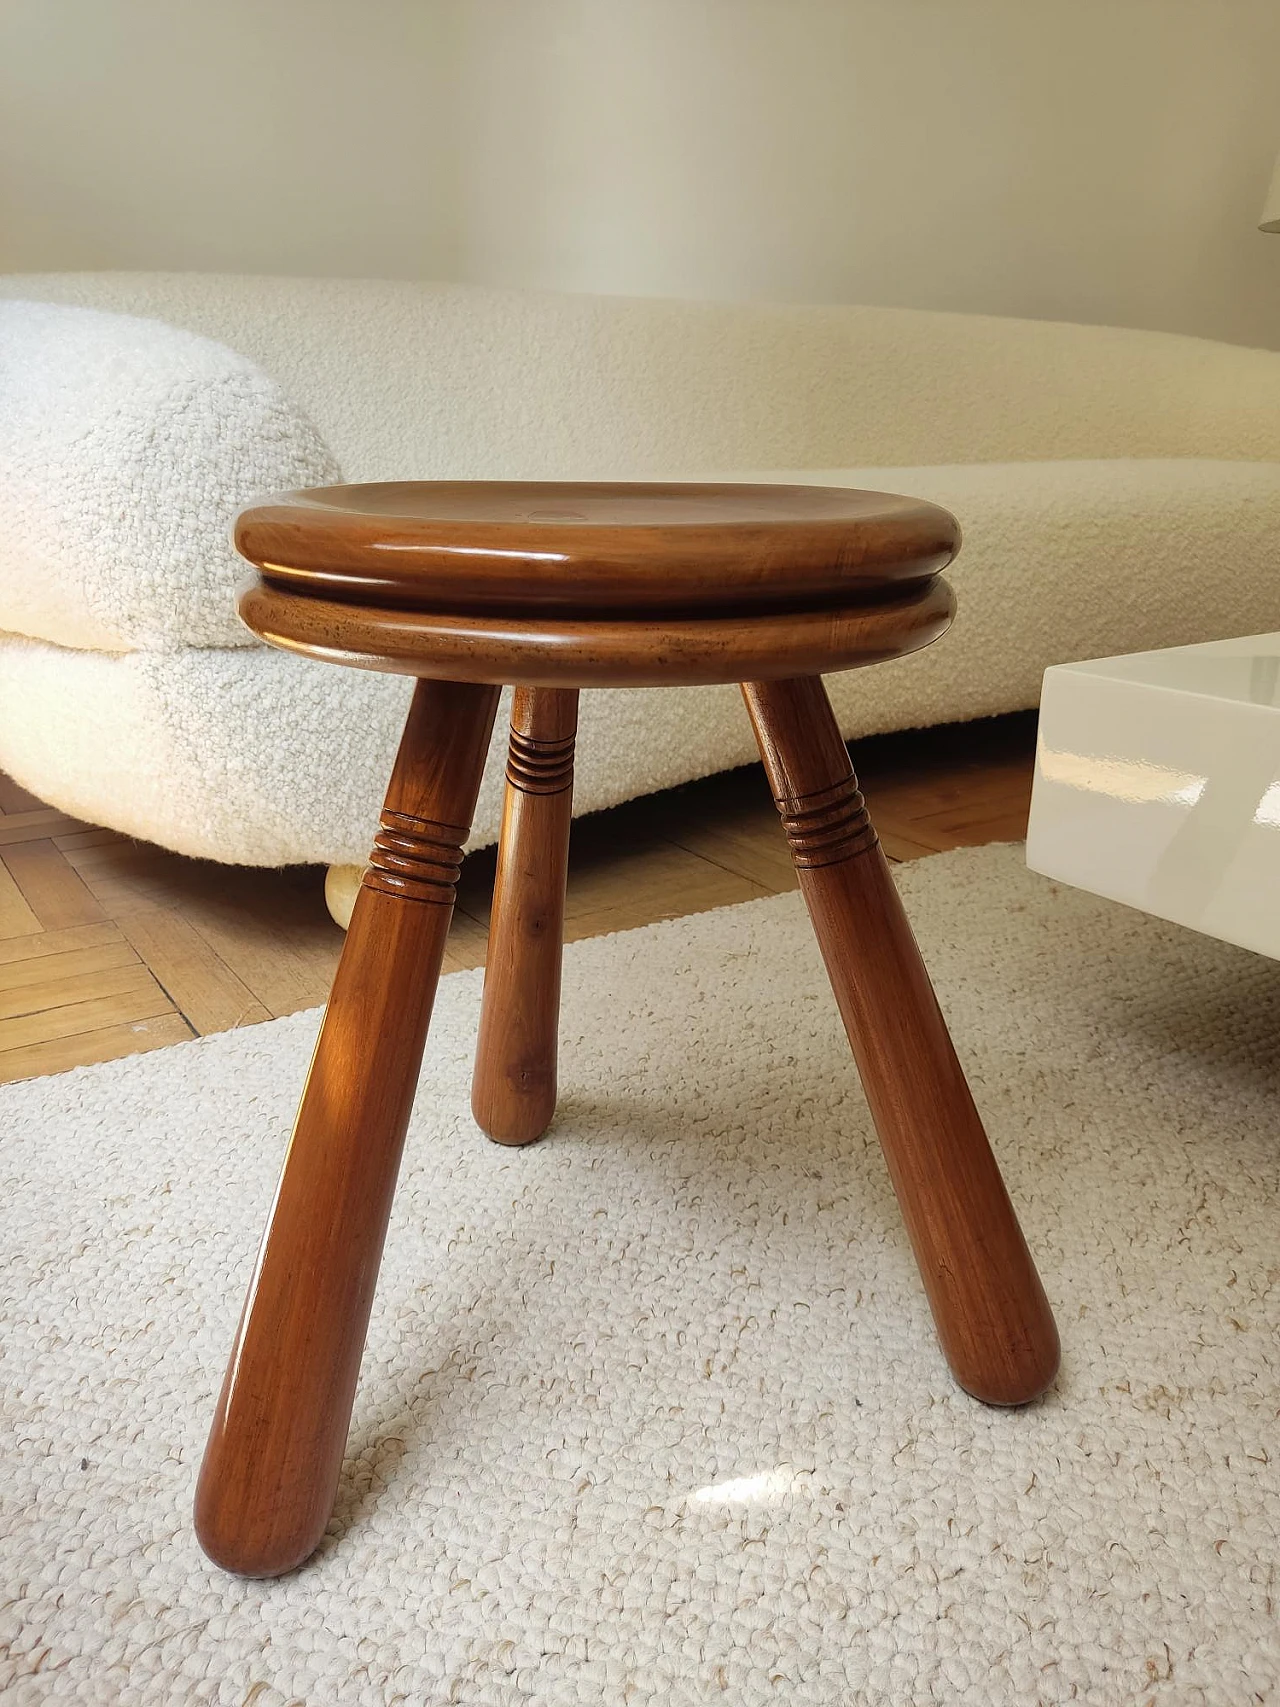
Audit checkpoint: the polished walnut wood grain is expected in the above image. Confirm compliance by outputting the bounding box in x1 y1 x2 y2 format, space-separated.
194 678 499 1578
238 575 954 689
472 688 578 1145
237 481 959 617
742 675 1059 1406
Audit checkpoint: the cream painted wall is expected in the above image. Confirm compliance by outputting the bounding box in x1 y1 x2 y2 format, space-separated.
2 0 1278 348
449 0 1280 349
0 0 459 277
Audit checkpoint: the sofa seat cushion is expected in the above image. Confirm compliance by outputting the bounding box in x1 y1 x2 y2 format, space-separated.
0 301 341 652
0 457 1277 868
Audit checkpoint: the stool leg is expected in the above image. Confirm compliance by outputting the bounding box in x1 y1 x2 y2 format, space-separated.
194 678 500 1577
741 676 1059 1406
472 687 578 1145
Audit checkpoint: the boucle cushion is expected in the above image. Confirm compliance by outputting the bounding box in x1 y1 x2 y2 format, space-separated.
0 301 341 652
5 274 1280 479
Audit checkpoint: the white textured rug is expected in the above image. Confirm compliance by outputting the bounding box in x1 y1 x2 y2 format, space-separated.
3 845 1279 1706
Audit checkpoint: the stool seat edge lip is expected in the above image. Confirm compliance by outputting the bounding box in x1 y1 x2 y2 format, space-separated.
233 481 961 620
236 574 957 689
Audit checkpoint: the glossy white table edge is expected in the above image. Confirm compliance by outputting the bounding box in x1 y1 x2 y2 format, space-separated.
1026 633 1280 961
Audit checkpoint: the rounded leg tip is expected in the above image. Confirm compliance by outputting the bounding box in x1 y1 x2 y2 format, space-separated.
194 1460 333 1578
950 1322 1061 1408
483 1127 551 1148
470 1083 556 1147
194 1504 326 1579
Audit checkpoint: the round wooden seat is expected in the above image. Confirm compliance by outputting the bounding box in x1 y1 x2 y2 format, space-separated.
235 480 960 615
198 476 1059 1580
235 480 960 687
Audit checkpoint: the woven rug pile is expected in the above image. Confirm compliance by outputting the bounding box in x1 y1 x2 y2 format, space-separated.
2 844 1278 1705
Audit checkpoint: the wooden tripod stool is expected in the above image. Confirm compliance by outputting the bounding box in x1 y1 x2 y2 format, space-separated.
195 482 1059 1577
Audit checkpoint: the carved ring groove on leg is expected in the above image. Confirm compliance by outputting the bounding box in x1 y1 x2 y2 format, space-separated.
505 727 576 795
773 775 878 868
364 809 468 903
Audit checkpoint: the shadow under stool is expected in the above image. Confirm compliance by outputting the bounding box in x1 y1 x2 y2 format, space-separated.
194 480 1060 1577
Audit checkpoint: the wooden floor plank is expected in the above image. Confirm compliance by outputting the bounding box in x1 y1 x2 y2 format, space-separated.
441 909 490 976
869 817 958 855
0 809 86 847
0 1012 194 1085
874 826 945 862
908 797 1032 843
0 859 42 941
0 961 157 1024
61 847 200 916
0 921 127 966
184 899 344 1019
663 807 798 894
1 840 107 929
0 940 141 997
119 909 271 1034
50 843 343 1015
563 834 770 941
0 776 45 814
0 976 176 1052
52 827 128 853
60 839 174 876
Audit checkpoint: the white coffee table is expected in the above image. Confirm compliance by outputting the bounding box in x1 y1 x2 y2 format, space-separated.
1026 633 1280 960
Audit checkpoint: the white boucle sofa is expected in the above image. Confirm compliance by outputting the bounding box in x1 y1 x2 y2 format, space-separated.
2 270 1279 870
